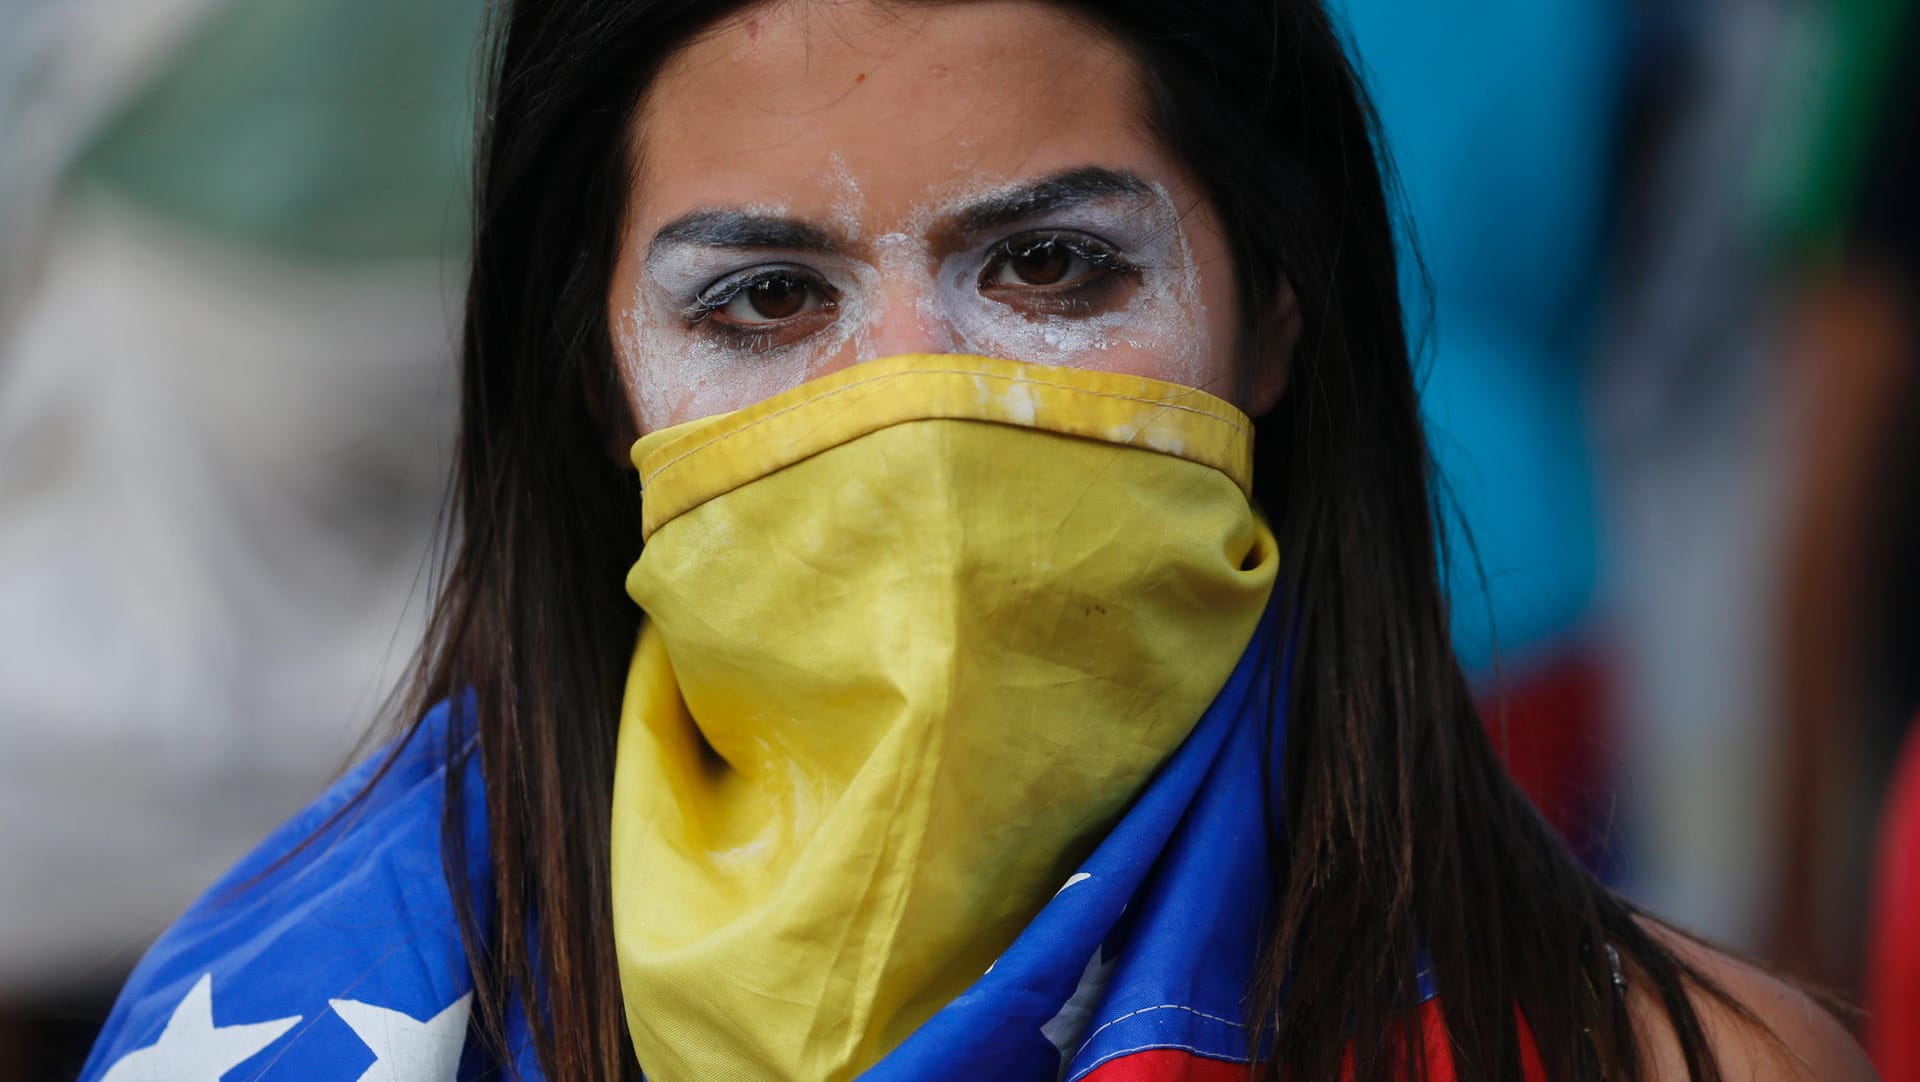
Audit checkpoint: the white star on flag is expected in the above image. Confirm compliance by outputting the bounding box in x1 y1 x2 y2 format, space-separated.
98 973 300 1082
1040 944 1117 1077
329 992 472 1082
1040 871 1114 1077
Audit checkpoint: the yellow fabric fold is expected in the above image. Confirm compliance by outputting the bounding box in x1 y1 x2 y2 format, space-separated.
614 354 1276 1081
631 352 1255 540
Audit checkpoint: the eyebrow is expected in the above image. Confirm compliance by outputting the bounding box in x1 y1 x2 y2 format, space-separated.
950 166 1154 235
648 213 845 261
644 165 1155 261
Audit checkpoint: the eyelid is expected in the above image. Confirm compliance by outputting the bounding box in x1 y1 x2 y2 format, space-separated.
684 263 836 322
979 229 1139 284
1009 229 1127 260
695 263 828 303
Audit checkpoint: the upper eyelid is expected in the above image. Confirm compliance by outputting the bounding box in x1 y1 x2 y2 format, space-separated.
948 209 1161 259
978 225 1136 262
992 229 1122 253
694 263 834 302
981 231 1138 275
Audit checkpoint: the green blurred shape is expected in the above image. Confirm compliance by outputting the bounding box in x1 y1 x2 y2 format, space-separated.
74 0 486 263
1752 0 1912 263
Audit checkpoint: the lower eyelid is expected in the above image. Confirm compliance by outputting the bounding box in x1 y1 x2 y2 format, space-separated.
703 306 838 347
991 273 1133 315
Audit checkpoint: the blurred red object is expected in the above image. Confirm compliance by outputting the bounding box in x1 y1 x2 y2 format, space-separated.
1481 644 1615 872
1868 714 1920 1080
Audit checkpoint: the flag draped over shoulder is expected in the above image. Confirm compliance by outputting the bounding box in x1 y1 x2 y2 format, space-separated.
87 606 1418 1080
79 697 540 1081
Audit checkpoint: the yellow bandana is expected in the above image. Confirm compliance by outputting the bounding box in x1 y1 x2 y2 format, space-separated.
613 354 1277 1081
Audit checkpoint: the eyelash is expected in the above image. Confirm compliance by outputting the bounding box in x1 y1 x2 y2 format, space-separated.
979 230 1138 314
683 265 838 336
678 230 1140 348
985 230 1137 278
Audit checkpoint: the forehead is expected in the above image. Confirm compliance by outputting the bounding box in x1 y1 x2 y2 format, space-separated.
631 1 1160 232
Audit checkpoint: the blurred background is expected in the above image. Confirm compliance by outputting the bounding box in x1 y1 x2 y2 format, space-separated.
0 0 1913 1078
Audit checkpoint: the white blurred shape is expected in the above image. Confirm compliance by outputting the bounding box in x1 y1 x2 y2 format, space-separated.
0 195 455 995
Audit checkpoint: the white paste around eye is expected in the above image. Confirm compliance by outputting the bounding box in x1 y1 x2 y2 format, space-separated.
924 180 1211 386
615 180 1215 432
624 269 876 433
616 203 816 433
620 227 871 432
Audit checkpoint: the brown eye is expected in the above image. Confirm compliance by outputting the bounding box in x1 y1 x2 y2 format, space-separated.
701 267 835 326
981 231 1131 298
1006 239 1072 285
744 276 806 320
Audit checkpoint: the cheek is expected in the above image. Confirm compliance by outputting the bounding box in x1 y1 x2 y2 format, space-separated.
612 267 867 434
1115 213 1241 402
1192 245 1245 398
634 349 813 435
610 280 816 435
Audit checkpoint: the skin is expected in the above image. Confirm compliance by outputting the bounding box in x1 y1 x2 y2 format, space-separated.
607 0 1287 438
607 2 1876 1077
1642 925 1879 1082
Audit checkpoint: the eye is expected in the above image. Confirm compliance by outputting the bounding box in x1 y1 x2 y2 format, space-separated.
979 231 1138 314
996 237 1076 285
691 265 836 327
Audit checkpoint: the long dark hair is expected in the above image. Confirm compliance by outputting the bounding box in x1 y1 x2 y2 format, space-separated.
382 0 1746 1078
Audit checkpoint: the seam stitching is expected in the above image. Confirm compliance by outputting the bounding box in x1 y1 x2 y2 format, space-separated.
1074 1002 1247 1053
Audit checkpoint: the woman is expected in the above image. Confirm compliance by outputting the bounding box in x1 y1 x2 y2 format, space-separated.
82 1 1874 1080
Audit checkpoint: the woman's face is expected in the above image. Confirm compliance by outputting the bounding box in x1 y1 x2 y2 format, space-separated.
610 0 1249 435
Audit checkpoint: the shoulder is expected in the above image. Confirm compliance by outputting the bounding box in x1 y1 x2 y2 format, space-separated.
161 695 487 911
1632 919 1879 1082
81 698 496 1081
